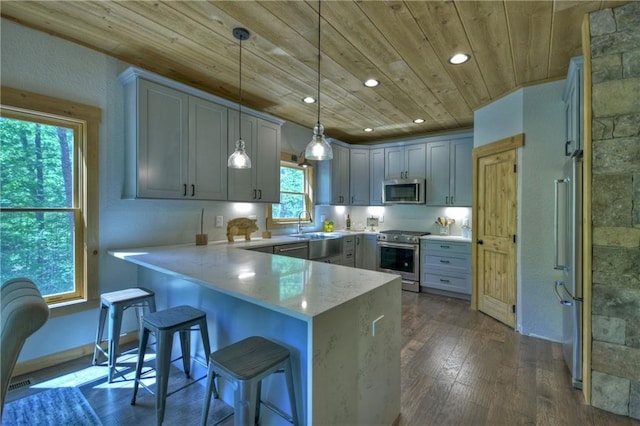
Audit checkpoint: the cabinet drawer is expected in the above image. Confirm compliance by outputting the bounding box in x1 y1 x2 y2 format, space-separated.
422 240 471 255
421 272 471 294
424 255 470 274
342 236 355 248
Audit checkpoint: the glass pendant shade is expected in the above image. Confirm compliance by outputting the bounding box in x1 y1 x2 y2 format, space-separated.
305 123 333 160
228 139 251 169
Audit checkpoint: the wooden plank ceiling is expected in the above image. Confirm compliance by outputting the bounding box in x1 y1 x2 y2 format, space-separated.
1 1 628 144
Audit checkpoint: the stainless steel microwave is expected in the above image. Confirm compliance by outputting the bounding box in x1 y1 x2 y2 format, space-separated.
382 179 425 204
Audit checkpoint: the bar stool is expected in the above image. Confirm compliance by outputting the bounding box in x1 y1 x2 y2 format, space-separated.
131 305 211 426
201 336 298 426
92 287 156 382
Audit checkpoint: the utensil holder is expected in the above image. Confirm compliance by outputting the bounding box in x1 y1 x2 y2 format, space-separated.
195 234 208 245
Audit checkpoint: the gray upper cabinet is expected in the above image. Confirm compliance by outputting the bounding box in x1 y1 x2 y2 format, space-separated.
426 137 472 206
227 111 281 203
369 148 385 205
384 144 426 180
349 148 370 205
317 143 350 205
123 78 228 200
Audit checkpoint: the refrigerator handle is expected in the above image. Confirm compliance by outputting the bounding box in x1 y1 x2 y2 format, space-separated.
554 178 568 270
554 281 573 306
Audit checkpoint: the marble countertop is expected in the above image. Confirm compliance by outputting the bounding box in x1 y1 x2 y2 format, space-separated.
109 240 400 321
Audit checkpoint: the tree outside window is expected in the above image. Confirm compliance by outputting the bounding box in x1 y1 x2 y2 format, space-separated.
267 160 314 227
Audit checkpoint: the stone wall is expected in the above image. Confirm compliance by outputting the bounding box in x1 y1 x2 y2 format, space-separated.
589 2 640 419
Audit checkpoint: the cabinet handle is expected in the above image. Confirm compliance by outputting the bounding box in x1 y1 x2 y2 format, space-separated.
565 140 571 157
183 184 187 197
258 189 262 199
440 279 451 283
445 196 449 204
439 260 450 264
351 196 354 203
440 245 450 249
450 196 454 204
191 184 195 197
253 189 257 199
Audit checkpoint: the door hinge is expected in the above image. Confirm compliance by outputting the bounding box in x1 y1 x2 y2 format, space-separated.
514 164 517 173
512 305 516 313
513 234 516 243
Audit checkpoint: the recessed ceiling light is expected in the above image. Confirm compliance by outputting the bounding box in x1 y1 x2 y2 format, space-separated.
363 127 374 132
413 118 425 124
363 79 380 88
448 53 470 65
303 96 317 104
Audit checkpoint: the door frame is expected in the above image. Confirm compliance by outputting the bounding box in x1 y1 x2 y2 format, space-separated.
471 134 524 313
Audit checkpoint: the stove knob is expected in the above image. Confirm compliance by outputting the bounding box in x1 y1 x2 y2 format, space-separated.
393 235 399 241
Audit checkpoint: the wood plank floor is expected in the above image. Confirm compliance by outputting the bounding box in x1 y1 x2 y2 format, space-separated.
6 291 639 425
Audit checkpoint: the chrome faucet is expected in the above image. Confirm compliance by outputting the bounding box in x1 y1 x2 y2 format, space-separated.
297 210 313 234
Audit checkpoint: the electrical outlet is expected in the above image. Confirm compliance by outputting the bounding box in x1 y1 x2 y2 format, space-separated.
320 215 326 223
215 216 223 227
372 315 384 337
379 215 384 223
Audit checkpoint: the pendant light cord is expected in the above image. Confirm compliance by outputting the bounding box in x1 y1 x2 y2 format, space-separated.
238 36 243 141
316 0 321 126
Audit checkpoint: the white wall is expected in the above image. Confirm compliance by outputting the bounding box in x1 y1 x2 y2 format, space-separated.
1 19 314 362
473 81 566 341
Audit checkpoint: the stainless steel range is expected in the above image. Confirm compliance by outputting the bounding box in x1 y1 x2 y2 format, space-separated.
376 230 431 292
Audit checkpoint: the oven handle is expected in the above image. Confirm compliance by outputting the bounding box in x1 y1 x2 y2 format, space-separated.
377 241 418 249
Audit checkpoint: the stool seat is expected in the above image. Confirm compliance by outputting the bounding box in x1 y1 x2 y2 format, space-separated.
210 336 289 381
131 305 211 426
92 287 156 383
201 336 298 426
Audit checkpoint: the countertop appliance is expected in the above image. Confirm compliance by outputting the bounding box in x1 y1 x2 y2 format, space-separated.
553 152 583 389
382 179 425 205
377 230 431 292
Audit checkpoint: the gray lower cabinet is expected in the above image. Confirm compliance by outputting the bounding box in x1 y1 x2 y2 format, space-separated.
355 234 377 270
420 239 471 298
339 235 356 267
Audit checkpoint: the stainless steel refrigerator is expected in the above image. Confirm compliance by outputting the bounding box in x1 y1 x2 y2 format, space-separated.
553 153 583 389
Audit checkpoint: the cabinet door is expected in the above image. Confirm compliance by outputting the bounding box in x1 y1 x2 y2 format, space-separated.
137 79 189 198
405 143 426 179
349 148 370 205
189 97 228 200
369 148 385 205
227 111 258 202
331 144 350 204
450 138 472 206
425 141 450 206
254 119 281 203
384 146 405 179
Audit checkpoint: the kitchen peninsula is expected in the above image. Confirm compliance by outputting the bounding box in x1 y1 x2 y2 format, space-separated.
110 238 401 425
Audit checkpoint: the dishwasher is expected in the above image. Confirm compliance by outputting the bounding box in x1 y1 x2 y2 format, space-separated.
273 242 308 259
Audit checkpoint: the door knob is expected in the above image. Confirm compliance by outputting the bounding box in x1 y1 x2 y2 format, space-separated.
477 240 483 245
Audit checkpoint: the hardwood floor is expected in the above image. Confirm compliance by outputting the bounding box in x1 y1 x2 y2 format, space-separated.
6 291 639 425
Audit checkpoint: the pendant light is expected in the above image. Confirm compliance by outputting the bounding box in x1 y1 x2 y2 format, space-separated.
304 0 333 161
228 27 252 169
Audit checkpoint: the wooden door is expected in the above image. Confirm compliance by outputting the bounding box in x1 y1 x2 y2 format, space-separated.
473 135 522 328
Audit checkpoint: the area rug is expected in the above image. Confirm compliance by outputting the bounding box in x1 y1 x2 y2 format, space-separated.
2 386 102 425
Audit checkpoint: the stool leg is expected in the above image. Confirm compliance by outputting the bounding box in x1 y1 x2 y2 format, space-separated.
147 296 157 313
178 330 191 378
92 304 108 365
255 380 262 425
284 358 299 426
155 330 173 426
131 328 150 405
200 359 216 426
234 380 258 426
198 318 218 398
108 303 125 383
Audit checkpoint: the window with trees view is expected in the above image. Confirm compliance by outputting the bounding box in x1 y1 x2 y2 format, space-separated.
267 161 313 226
1 88 99 308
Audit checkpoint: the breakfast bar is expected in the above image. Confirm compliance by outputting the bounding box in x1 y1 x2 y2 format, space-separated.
110 240 401 425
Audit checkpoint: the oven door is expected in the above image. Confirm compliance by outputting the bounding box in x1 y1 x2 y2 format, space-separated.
376 241 420 289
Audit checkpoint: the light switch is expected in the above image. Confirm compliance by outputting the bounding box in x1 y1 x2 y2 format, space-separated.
215 216 224 227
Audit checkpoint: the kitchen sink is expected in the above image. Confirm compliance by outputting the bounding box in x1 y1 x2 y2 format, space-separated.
289 232 343 259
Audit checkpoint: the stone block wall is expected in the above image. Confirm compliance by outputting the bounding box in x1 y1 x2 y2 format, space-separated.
589 2 640 419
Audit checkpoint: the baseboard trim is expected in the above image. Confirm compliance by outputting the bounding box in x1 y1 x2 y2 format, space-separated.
13 332 139 377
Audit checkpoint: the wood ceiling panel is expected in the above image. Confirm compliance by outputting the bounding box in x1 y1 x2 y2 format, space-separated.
405 0 491 110
353 1 473 127
2 0 630 143
505 1 554 85
455 1 516 100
